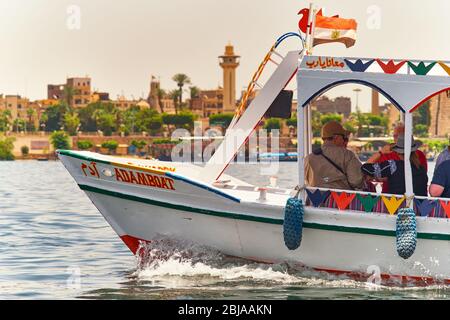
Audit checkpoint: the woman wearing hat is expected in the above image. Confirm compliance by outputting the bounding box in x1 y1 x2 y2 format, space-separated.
361 135 428 196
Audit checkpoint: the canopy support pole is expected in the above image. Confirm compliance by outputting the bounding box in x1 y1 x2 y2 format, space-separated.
403 112 414 206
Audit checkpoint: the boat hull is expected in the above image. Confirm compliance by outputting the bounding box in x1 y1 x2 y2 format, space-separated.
58 150 450 284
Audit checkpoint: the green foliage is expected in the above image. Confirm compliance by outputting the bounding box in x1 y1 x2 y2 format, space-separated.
263 118 281 132
101 140 119 153
50 131 70 150
286 117 297 128
209 113 234 128
96 113 116 136
343 122 357 134
152 138 178 145
131 140 147 150
320 114 343 125
135 109 162 134
414 124 429 138
162 111 196 130
0 110 11 132
42 103 70 132
0 136 15 160
77 140 94 150
424 139 448 152
21 145 29 156
64 113 80 136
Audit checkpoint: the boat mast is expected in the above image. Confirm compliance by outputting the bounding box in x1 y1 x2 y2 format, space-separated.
297 4 316 199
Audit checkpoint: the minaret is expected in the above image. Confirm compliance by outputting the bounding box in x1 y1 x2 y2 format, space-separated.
219 43 240 113
371 89 380 115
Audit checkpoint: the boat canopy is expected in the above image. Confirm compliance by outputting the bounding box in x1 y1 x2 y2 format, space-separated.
297 56 450 113
296 55 450 201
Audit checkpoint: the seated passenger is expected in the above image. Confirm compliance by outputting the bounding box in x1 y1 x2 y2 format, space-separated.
366 122 428 193
429 159 450 198
305 121 364 190
361 135 428 196
434 139 450 174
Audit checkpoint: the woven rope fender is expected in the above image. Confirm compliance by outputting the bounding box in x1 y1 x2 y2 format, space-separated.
283 197 304 250
396 207 417 259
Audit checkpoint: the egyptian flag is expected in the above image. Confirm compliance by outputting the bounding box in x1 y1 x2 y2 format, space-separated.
313 13 357 48
298 9 357 48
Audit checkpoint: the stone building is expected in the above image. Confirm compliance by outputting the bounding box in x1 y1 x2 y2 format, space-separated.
428 91 450 137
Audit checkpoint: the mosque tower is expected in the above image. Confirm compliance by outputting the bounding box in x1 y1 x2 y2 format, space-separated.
219 43 240 113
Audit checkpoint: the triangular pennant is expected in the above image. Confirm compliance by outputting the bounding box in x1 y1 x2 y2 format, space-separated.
356 194 379 213
376 59 407 74
438 61 450 76
407 61 437 75
439 200 450 219
382 195 405 215
344 59 375 72
306 189 330 207
414 199 436 217
331 191 356 210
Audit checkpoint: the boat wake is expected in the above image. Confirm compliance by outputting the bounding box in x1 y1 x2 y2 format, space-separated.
131 236 450 298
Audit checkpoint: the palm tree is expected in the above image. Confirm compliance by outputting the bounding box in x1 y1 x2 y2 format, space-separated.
168 89 181 114
63 85 80 109
26 107 36 132
172 73 191 108
157 88 166 113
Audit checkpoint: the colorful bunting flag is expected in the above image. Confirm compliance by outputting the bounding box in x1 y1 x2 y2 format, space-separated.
376 59 406 74
407 61 437 76
306 189 330 207
438 61 450 76
356 194 379 213
344 59 375 72
382 195 405 215
331 192 356 210
439 200 450 219
414 199 436 217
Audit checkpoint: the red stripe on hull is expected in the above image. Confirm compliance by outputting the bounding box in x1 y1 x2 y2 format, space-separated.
120 235 150 255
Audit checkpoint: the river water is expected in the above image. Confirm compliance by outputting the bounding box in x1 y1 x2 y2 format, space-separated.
0 160 448 300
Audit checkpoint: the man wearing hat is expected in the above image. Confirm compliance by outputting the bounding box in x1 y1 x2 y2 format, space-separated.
305 121 364 190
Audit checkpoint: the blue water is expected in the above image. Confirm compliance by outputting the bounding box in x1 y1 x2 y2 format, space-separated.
0 161 448 299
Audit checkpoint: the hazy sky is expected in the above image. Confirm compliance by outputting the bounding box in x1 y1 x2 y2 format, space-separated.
0 0 449 111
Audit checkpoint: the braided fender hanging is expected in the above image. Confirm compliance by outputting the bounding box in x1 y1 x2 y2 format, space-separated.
283 197 304 250
396 208 417 259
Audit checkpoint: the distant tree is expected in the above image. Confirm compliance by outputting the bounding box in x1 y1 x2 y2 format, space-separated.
172 73 191 109
162 111 196 131
0 136 15 160
157 88 166 113
320 113 343 125
42 104 69 132
135 109 162 135
168 89 181 114
263 118 282 132
26 108 36 132
96 113 115 136
50 131 70 150
64 113 80 136
190 86 200 99
63 85 79 107
414 124 429 138
77 140 94 150
209 113 234 129
21 145 29 157
0 110 11 132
